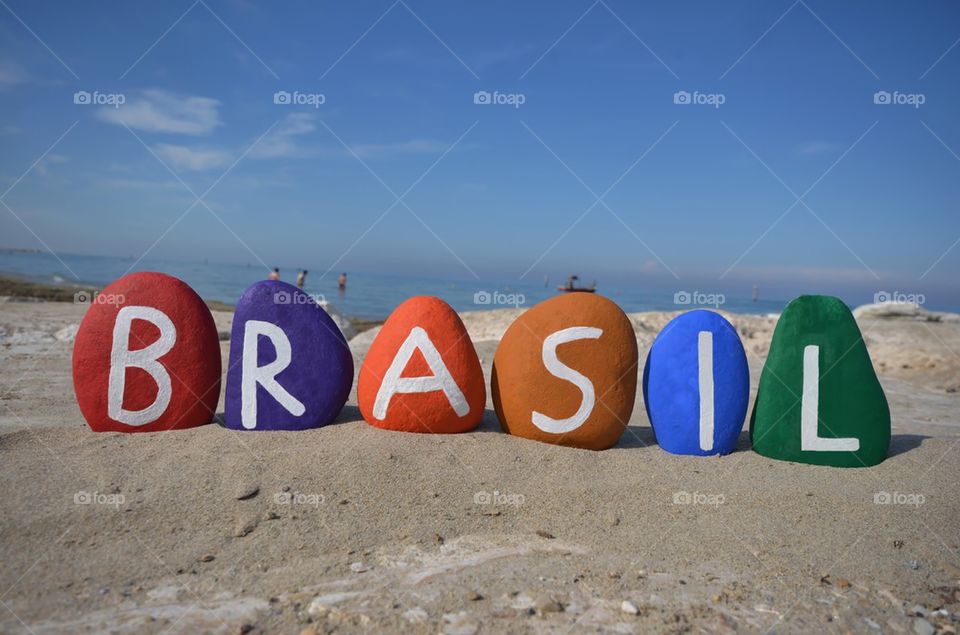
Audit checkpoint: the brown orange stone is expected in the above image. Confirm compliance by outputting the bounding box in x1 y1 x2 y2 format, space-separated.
491 293 638 450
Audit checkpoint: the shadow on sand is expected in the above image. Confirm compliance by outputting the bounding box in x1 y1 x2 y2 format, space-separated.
615 427 928 459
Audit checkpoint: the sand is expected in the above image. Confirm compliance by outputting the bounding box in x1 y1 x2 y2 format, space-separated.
1 298 959 634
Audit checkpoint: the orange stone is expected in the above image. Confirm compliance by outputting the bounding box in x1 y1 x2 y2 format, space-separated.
492 293 638 450
358 296 485 433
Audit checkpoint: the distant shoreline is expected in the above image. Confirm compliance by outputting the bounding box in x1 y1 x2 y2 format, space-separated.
0 273 237 313
0 272 384 335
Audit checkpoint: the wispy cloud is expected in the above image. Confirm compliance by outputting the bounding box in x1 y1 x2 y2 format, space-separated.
638 259 658 273
796 140 842 156
472 44 537 73
249 113 317 159
35 153 68 176
729 265 883 284
154 143 232 171
99 177 185 190
151 114 319 170
0 59 27 87
98 89 221 135
133 111 454 172
352 139 449 159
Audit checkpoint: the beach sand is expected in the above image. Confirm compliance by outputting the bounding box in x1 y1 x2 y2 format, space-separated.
1 298 958 633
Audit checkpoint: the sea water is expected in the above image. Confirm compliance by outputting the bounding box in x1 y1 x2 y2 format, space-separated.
0 249 787 321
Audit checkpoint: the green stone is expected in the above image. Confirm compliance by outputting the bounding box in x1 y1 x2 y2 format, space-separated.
750 295 890 467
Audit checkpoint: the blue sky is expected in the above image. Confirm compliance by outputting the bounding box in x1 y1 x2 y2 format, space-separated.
1 1 959 304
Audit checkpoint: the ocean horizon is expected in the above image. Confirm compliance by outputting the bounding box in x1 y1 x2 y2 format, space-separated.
0 248 810 321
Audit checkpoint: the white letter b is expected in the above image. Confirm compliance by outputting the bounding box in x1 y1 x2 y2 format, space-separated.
108 306 177 426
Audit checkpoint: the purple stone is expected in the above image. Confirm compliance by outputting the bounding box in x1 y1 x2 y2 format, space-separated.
224 280 353 431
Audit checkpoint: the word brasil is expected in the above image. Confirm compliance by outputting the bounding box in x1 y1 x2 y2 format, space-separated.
72 273 891 467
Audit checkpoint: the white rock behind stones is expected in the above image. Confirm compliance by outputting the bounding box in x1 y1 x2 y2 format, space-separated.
853 302 959 323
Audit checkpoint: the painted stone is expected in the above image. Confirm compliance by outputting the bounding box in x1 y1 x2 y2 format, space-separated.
358 296 485 433
72 272 221 433
491 293 638 450
224 280 353 431
750 295 890 467
642 310 749 456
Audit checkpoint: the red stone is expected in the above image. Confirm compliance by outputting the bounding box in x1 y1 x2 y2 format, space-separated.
72 272 222 432
358 296 484 433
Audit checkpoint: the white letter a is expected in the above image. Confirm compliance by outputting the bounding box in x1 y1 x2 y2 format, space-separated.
373 327 468 419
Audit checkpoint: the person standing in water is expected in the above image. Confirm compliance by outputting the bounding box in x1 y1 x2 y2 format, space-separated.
268 268 280 281
296 270 307 289
338 272 347 290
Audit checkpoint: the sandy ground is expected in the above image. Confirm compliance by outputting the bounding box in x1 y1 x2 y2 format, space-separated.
0 299 959 634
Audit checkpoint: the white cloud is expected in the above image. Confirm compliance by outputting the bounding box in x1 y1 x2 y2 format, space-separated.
250 113 317 159
729 265 882 284
146 114 317 172
100 177 185 190
796 140 841 156
35 153 68 176
98 89 221 135
139 113 448 172
0 60 26 87
352 139 448 159
154 143 232 171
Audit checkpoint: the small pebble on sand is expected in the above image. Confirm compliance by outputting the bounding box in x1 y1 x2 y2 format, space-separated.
233 518 258 537
621 600 639 615
235 484 259 501
534 594 564 613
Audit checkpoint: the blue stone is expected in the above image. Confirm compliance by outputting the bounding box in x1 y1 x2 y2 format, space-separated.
642 310 749 455
224 280 353 431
